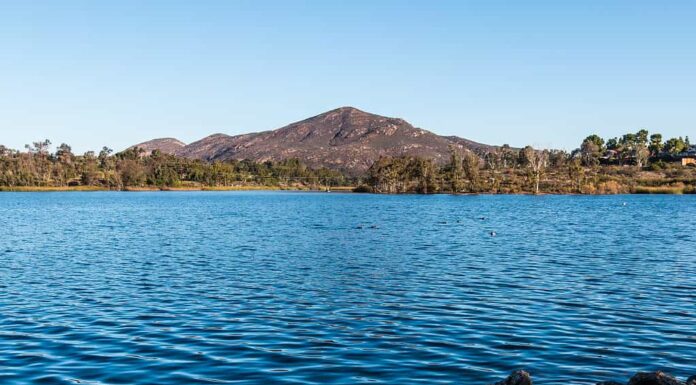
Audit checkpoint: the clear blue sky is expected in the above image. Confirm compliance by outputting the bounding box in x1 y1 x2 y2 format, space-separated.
1 0 694 153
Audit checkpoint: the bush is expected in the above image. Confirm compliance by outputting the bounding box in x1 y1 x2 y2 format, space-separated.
649 160 666 171
596 180 624 194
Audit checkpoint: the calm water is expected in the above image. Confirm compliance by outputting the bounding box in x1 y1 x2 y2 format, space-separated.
0 192 694 385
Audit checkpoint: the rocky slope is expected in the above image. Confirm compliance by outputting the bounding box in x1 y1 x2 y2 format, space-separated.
132 107 494 174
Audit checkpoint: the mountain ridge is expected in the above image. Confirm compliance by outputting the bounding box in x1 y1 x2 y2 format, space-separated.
131 107 495 173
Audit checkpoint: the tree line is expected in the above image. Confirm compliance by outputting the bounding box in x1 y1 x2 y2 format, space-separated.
579 130 691 167
365 129 695 194
0 141 347 189
1 129 694 194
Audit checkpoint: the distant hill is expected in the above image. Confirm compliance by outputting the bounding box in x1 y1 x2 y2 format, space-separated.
132 107 495 174
130 138 186 155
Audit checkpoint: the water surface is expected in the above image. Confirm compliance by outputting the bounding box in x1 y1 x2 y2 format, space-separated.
0 192 694 384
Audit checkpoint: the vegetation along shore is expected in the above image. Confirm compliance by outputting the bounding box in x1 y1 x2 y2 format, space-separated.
1 128 694 194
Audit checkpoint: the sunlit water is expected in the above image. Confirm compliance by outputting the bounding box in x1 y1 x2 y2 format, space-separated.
0 192 694 384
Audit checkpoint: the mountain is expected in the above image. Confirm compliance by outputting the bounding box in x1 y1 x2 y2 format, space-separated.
130 138 186 155
132 107 494 174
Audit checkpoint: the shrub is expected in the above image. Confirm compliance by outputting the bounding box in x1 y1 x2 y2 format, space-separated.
597 180 624 194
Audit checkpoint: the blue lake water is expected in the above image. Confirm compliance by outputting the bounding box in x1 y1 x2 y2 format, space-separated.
0 192 694 384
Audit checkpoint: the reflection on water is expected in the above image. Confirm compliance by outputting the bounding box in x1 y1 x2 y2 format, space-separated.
0 192 694 384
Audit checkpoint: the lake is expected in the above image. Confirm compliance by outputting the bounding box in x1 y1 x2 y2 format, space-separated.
0 192 694 384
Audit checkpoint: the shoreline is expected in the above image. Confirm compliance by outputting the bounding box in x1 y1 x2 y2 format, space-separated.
0 186 693 195
0 186 357 193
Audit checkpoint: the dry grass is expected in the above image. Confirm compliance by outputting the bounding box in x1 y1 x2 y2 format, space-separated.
632 183 692 194
200 185 289 191
0 186 107 192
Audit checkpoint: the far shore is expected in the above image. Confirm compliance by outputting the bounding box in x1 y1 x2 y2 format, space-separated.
0 185 357 193
0 185 693 194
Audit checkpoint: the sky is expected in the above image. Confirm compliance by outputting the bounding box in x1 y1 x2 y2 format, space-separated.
0 0 694 153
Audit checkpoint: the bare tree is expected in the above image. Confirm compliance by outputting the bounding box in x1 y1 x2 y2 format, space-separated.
25 139 52 156
522 146 549 194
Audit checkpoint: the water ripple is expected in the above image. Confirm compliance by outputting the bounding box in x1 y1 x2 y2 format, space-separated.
0 192 694 384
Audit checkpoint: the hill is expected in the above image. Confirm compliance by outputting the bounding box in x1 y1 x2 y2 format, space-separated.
133 107 494 173
130 138 186 155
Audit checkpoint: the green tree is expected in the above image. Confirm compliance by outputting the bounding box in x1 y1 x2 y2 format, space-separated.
25 139 52 185
407 157 437 194
55 143 74 164
447 147 464 193
461 152 480 192
580 134 605 167
664 137 687 154
649 134 663 156
499 144 516 168
567 157 585 193
634 129 650 167
118 159 146 187
80 151 100 185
